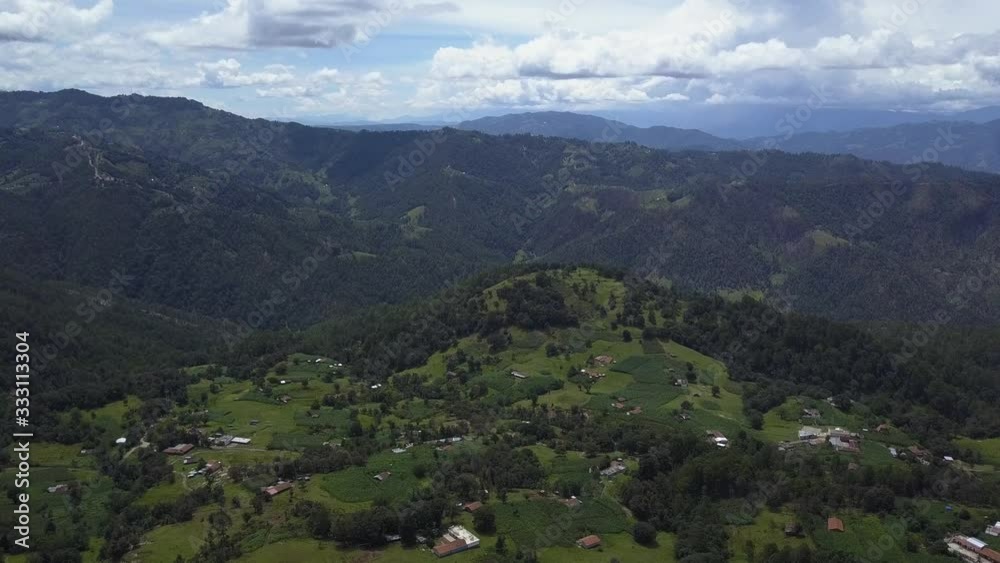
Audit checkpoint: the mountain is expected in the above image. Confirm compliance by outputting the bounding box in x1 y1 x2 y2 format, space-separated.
457 111 741 151
756 120 1000 174
2 90 1000 329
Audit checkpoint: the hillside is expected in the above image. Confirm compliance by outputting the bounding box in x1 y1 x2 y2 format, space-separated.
2 91 1000 328
6 267 998 563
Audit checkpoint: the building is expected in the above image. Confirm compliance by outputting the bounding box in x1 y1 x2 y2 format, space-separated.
986 522 1000 537
802 408 821 419
957 537 988 552
831 435 860 454
785 522 803 537
231 437 251 445
576 535 602 549
828 517 845 532
707 430 729 448
798 427 821 440
115 437 127 445
600 460 627 477
511 371 529 379
47 484 69 494
889 447 899 458
374 471 392 481
593 355 614 366
561 497 582 509
261 482 292 497
432 526 480 558
463 501 483 512
212 435 234 446
205 461 222 474
163 443 195 455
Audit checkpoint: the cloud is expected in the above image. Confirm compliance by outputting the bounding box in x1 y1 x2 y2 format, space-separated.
0 0 112 42
197 59 296 88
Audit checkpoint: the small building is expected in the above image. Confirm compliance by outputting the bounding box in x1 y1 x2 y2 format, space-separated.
707 430 729 448
576 535 602 549
463 501 483 513
600 460 627 478
798 427 821 440
889 447 899 458
231 437 251 445
612 402 626 410
432 526 480 558
785 522 803 537
205 461 222 474
261 482 293 497
828 517 845 532
560 497 582 509
163 443 195 456
250 419 259 426
957 537 988 552
943 456 955 463
374 471 392 482
47 484 69 494
511 371 529 379
802 408 821 419
212 435 234 446
986 522 1000 537
115 437 127 445
593 355 614 366
280 395 291 404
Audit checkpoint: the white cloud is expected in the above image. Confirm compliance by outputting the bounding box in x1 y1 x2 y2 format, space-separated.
0 0 113 42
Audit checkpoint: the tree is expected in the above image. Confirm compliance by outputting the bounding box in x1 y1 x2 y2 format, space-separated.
622 330 633 343
633 521 657 545
473 506 496 533
495 534 508 555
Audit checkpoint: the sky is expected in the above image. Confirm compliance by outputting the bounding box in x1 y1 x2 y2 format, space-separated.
2 0 1000 122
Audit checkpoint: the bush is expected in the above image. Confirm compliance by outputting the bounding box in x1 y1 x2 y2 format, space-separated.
633 521 657 545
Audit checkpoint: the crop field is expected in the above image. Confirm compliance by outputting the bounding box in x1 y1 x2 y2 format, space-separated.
493 496 629 550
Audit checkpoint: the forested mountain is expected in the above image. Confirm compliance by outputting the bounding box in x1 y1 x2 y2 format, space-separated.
458 111 741 150
2 90 1000 328
757 120 1000 174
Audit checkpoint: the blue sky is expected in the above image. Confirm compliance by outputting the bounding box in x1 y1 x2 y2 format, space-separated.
2 0 1000 121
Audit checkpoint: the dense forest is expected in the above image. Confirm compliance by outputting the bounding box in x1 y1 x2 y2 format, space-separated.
1 90 999 328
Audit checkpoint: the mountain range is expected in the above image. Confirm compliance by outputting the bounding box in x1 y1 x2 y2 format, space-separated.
2 89 999 335
455 111 1000 175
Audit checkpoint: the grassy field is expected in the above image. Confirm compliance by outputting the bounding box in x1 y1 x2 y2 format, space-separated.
812 512 956 563
320 448 434 504
493 495 630 550
956 437 1000 466
728 508 814 562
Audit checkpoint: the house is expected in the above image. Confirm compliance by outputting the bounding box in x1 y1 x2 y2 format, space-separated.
802 408 821 419
612 402 626 409
576 535 602 549
163 443 195 455
831 436 860 454
828 517 845 532
876 423 892 433
47 484 69 494
205 461 222 474
560 497 582 509
628 406 643 415
986 522 1000 537
600 460 627 477
231 437 251 445
212 435 234 446
707 430 729 448
374 471 392 482
593 355 614 366
785 522 803 537
944 456 956 463
798 426 821 440
889 447 899 458
432 526 480 558
463 501 483 513
261 482 293 497
279 395 291 404
511 371 529 379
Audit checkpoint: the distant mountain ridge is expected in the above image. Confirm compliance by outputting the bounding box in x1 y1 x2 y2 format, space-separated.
2 89 1000 329
457 111 741 151
455 109 1000 174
